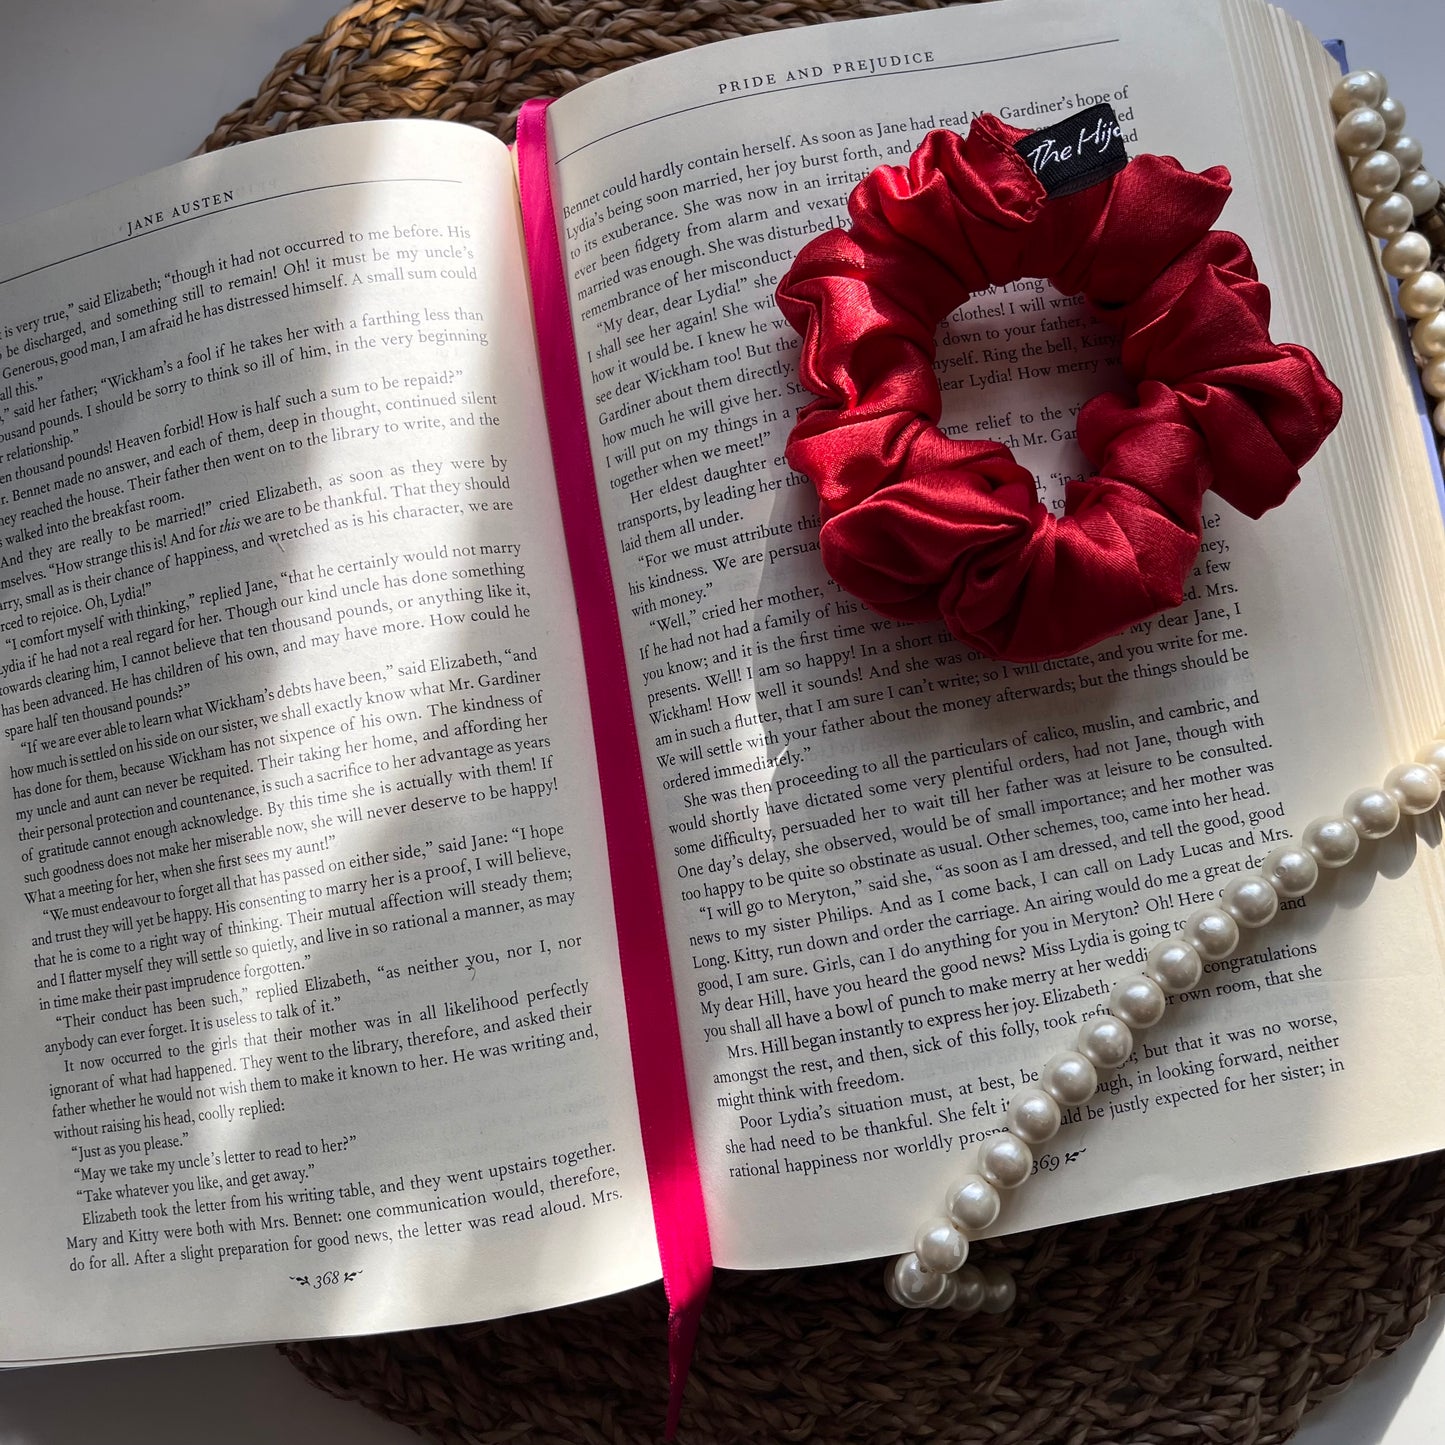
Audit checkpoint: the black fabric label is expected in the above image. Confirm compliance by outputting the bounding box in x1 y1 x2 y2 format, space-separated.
1014 103 1127 197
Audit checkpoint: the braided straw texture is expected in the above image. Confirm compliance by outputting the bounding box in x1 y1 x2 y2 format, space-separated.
202 0 950 150
207 3 1445 1439
272 1157 1445 1443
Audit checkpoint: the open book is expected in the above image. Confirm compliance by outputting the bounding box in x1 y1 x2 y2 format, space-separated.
2 0 1443 1368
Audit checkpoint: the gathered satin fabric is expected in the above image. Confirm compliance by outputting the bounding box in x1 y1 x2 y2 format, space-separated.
775 116 1343 663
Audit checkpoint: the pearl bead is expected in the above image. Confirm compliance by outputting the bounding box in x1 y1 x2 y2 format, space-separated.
1109 975 1167 1031
1005 1087 1061 1146
1398 270 1445 319
1399 168 1442 216
887 1252 947 1307
1344 786 1401 839
1384 762 1442 814
1422 358 1445 399
1076 1014 1133 1069
1331 70 1386 115
1301 815 1360 868
1335 107 1387 155
1416 738 1445 785
1260 845 1319 898
883 1262 906 1307
952 1264 987 1314
977 1132 1032 1189
1376 95 1407 137
1145 938 1203 994
1183 906 1239 962
1351 151 1402 198
1219 874 1278 928
1382 232 1432 277
915 1218 968 1274
1385 134 1425 174
1364 192 1414 238
978 1262 1017 1314
945 1174 1001 1233
1412 311 1445 359
1037 1050 1097 1106
924 1272 959 1310
1435 398 1445 437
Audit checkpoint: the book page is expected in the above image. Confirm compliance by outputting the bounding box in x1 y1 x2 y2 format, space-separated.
544 0 1445 1268
0 122 657 1361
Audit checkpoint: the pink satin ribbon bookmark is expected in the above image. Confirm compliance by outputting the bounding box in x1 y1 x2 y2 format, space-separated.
515 97 712 1437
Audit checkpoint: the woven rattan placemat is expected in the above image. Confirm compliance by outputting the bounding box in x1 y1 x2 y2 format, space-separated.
273 1157 1445 1444
205 3 1445 1439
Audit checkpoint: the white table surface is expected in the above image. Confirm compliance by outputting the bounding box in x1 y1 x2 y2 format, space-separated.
1 1 1442 1440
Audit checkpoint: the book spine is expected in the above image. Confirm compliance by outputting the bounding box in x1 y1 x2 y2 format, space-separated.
515 98 711 1433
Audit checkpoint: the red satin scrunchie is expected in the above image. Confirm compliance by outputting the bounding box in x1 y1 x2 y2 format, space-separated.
775 115 1343 663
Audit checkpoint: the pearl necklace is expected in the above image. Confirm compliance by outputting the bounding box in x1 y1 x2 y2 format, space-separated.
888 76 1445 1311
888 741 1445 1313
890 67 1445 1317
1330 70 1445 447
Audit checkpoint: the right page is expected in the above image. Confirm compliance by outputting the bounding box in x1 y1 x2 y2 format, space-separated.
544 0 1445 1268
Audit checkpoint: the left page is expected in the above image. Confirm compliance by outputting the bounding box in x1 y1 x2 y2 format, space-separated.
0 121 658 1361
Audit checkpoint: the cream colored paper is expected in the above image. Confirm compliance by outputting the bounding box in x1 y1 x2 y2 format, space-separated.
0 122 658 1362
544 0 1445 1268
